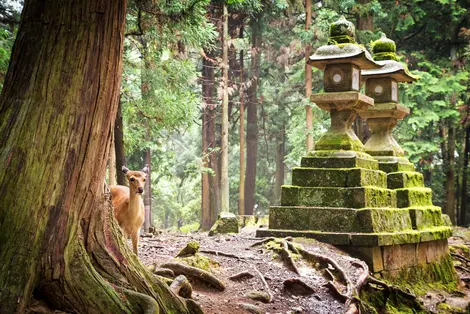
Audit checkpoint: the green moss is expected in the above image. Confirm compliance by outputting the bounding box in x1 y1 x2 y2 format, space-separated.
329 16 355 38
328 35 355 45
449 244 470 258
315 132 364 151
395 187 433 208
408 206 444 230
436 302 466 313
387 171 424 189
301 154 379 170
176 240 200 257
291 167 387 188
176 253 219 272
356 208 413 233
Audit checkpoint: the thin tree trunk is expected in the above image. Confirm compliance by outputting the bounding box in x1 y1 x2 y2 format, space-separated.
0 1 192 313
305 0 314 151
114 100 127 186
441 120 456 224
201 53 216 230
109 129 117 186
274 124 285 203
460 123 470 225
143 149 152 232
354 0 373 143
239 25 245 216
220 2 230 213
244 13 262 216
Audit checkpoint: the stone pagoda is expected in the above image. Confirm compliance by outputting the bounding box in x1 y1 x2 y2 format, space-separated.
257 18 455 281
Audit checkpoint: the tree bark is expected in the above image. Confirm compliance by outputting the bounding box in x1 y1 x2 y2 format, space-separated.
354 0 373 143
244 13 262 216
239 25 245 216
460 123 470 225
305 0 314 152
114 100 127 186
109 130 117 186
0 1 193 313
220 3 230 213
143 149 152 232
274 124 285 203
440 120 456 224
201 52 218 230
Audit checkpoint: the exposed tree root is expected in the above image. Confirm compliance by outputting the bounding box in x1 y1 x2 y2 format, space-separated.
250 237 275 247
253 266 273 302
279 239 300 275
455 265 470 273
160 262 225 291
229 271 255 281
153 268 175 278
283 278 315 295
170 275 192 298
451 252 470 264
200 249 241 260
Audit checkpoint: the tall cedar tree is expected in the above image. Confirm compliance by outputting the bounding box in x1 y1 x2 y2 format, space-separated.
244 13 262 215
0 1 194 312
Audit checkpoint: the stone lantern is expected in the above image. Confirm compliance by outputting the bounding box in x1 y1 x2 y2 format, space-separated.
360 34 417 172
307 16 381 153
257 19 455 284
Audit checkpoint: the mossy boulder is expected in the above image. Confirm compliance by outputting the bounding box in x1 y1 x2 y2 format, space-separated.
176 240 200 257
176 254 219 273
208 212 239 236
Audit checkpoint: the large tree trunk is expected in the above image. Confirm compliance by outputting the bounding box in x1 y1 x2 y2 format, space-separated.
305 0 314 152
109 130 117 186
114 100 127 186
244 13 262 216
220 3 230 213
0 1 193 313
274 124 285 203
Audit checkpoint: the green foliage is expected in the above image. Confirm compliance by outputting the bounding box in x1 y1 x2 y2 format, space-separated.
0 27 15 89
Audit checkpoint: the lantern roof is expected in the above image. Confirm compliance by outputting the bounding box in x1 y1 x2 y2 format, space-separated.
308 17 382 71
362 34 418 82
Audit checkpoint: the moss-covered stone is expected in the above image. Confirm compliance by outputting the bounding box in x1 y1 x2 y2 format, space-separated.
395 187 433 208
379 161 415 173
208 212 239 236
314 132 364 151
176 240 200 257
329 16 355 39
281 186 396 208
301 154 379 170
291 167 387 188
408 206 444 230
269 206 358 232
176 253 219 273
356 208 413 233
387 171 424 189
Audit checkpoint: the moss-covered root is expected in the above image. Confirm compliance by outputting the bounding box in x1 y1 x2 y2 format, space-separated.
160 262 225 291
36 201 196 314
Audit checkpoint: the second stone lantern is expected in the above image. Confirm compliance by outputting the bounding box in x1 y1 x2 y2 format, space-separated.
258 17 455 282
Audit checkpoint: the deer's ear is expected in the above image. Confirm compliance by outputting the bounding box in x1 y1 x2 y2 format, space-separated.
122 166 130 174
141 165 149 173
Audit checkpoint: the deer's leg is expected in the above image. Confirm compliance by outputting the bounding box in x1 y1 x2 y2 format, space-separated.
131 232 139 255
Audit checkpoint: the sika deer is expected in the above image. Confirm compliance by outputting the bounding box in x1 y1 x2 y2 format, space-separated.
110 165 148 254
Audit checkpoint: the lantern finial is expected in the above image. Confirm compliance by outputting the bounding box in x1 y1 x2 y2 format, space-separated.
328 16 356 45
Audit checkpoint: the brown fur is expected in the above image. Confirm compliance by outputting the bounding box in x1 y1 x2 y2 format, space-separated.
110 168 146 254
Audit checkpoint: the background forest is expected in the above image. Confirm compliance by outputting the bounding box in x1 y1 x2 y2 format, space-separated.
1 0 469 230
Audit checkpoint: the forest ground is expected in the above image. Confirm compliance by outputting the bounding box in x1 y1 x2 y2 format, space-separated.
137 226 470 314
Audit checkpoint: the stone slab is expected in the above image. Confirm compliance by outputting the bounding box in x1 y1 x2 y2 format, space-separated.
408 206 444 230
301 154 378 170
291 167 387 188
280 186 397 208
379 161 415 173
387 171 424 189
395 187 433 208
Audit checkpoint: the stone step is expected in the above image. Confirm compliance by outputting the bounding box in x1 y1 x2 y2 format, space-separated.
387 171 424 189
269 206 413 233
255 226 452 247
281 186 396 208
291 167 387 188
395 187 433 208
407 206 444 230
301 155 378 170
379 161 415 173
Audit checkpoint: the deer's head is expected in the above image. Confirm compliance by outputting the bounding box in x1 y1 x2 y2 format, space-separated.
122 165 148 195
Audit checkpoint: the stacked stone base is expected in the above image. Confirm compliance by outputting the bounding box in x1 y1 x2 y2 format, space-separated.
257 152 455 283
